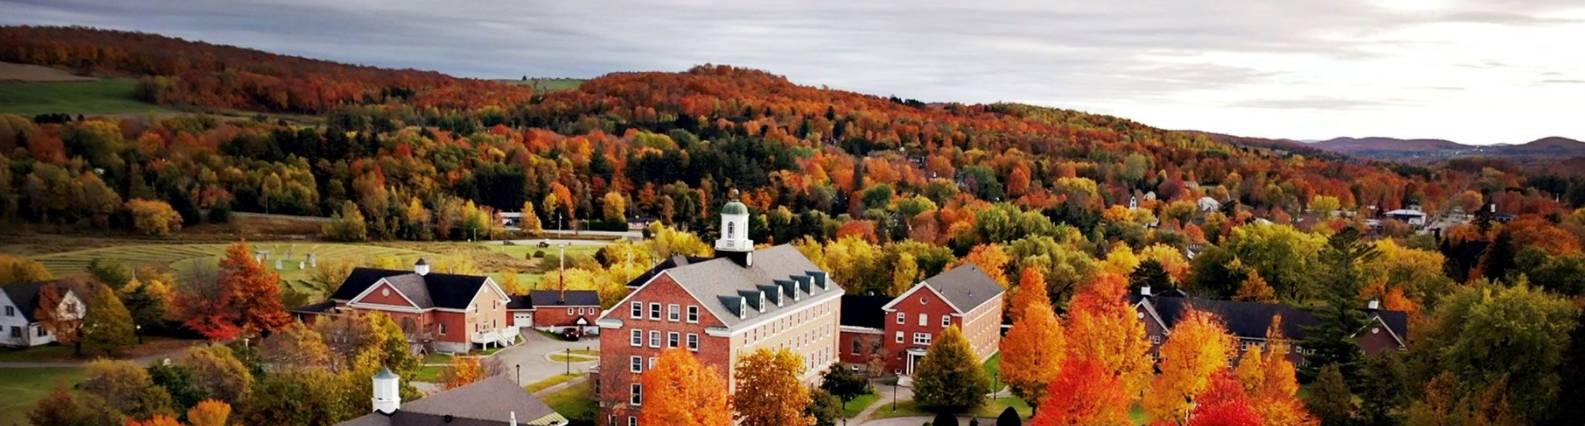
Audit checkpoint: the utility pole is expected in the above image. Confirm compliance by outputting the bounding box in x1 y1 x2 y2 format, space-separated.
565 348 571 375
558 243 567 300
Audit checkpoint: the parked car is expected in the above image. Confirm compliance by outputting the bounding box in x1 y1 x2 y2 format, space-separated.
560 328 583 341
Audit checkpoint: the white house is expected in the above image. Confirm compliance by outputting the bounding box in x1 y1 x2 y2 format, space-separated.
1 282 86 348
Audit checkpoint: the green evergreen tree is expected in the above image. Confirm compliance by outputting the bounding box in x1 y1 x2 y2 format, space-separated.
1304 364 1356 426
912 326 990 415
1129 258 1172 292
806 387 843 426
1303 227 1377 379
82 282 136 356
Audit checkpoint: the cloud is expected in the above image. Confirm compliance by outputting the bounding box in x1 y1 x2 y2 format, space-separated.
1 0 1582 144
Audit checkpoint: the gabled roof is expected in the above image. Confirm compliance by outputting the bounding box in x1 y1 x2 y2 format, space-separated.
625 254 708 287
339 375 565 426
334 268 495 310
2 281 61 323
506 295 533 310
640 244 841 328
527 290 600 307
1132 295 1410 343
888 264 1003 314
841 294 893 330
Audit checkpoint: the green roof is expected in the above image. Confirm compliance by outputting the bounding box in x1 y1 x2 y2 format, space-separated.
721 201 748 215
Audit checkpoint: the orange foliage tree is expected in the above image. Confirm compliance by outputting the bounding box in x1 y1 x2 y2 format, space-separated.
1185 371 1262 426
640 349 731 426
960 243 1011 288
187 399 232 426
440 356 483 389
1029 358 1130 426
1063 272 1153 399
1000 282 1065 406
174 242 290 341
1009 266 1047 321
1143 309 1234 424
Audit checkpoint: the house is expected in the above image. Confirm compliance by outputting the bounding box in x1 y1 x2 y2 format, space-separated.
837 294 891 368
292 259 514 354
506 290 602 336
341 368 568 426
1383 208 1428 227
877 264 1004 378
595 199 844 426
0 282 86 348
1131 289 1408 365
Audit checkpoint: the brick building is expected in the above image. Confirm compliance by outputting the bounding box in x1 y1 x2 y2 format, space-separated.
1131 288 1408 365
595 200 844 426
293 259 513 354
507 290 602 336
872 264 1004 378
837 294 890 368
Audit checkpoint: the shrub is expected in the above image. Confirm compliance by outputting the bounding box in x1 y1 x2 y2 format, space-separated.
126 199 182 236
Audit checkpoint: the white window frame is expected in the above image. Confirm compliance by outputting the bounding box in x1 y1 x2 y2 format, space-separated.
918 314 928 327
630 301 642 319
687 305 699 323
438 323 446 335
649 330 661 348
894 331 903 343
942 316 951 327
630 356 642 373
668 304 680 322
649 303 661 320
687 333 699 351
851 338 862 355
668 332 679 348
896 313 905 325
628 417 637 426
630 383 642 406
4 306 12 316
630 329 643 347
913 332 932 345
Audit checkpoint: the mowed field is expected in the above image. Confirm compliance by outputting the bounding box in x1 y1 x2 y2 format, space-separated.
0 78 169 116
498 77 586 92
29 242 436 295
0 368 85 425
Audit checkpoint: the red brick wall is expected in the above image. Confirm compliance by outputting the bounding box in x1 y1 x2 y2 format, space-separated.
882 287 960 373
839 329 883 365
599 273 730 424
532 304 600 328
432 311 468 344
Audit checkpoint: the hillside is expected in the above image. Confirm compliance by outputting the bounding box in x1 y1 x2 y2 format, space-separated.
1304 135 1585 162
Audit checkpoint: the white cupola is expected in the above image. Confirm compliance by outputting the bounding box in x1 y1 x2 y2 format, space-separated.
413 258 430 276
372 366 401 414
715 192 754 266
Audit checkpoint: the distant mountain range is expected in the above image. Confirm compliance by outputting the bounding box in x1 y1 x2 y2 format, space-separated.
1305 136 1585 161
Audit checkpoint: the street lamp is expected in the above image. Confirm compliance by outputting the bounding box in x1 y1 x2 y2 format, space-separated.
135 324 142 344
565 348 571 375
516 363 521 384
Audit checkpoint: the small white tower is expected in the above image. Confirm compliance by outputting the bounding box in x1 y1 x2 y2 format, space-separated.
413 258 430 276
372 367 401 414
715 193 754 267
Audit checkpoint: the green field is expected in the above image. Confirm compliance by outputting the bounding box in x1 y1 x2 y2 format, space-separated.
498 78 586 92
0 368 86 425
0 79 168 116
540 379 597 424
483 243 603 288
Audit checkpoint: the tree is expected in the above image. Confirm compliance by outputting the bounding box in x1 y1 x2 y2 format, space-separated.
998 406 1021 426
322 200 368 241
127 198 183 236
1304 364 1354 426
1421 280 1576 422
260 321 333 370
219 242 291 336
82 281 136 355
1030 358 1129 426
1008 266 1046 321
1063 273 1152 399
29 380 121 426
1186 371 1262 426
890 252 919 296
1231 271 1276 303
603 190 627 222
933 412 960 426
1143 309 1234 424
1001 293 1064 406
1128 258 1171 293
520 200 543 234
961 244 1010 288
239 369 352 425
175 345 253 403
913 326 991 415
639 349 731 426
735 348 814 426
33 281 83 354
820 365 873 408
126 415 182 426
1303 227 1377 379
0 254 53 285
121 272 174 332
441 355 484 389
806 387 843 426
81 359 175 420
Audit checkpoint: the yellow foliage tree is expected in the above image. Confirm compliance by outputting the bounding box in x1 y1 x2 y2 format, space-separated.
1063 272 1153 399
961 244 1010 288
1000 294 1065 406
1100 243 1140 276
440 356 483 389
733 348 814 426
640 349 732 426
1233 271 1278 303
187 399 231 426
1009 266 1046 322
890 252 919 297
1143 309 1234 424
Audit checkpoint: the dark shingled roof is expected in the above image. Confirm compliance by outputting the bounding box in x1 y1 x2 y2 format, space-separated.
626 254 708 287
331 268 492 310
507 295 533 310
841 295 893 330
2 282 55 322
653 244 841 327
289 301 336 315
1134 295 1409 342
339 375 565 426
919 264 1004 313
528 290 600 307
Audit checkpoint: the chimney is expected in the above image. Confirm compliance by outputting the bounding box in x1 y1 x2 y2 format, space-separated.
1367 299 1380 310
414 258 430 276
1140 285 1153 297
372 367 401 414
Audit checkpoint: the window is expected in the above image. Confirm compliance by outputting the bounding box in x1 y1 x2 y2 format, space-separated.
630 329 643 347
894 331 903 343
567 308 574 315
36 326 46 337
628 417 637 426
630 356 642 373
667 332 679 348
687 334 699 351
649 303 661 320
630 383 643 405
687 306 699 323
918 314 927 327
438 323 446 335
649 357 656 368
727 221 736 238
913 332 932 345
942 316 951 327
8 327 18 338
4 306 12 316
630 302 642 319
851 338 862 355
668 304 680 322
896 313 905 325
649 331 661 348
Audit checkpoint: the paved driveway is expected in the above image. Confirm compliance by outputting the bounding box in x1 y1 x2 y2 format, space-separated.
491 329 600 385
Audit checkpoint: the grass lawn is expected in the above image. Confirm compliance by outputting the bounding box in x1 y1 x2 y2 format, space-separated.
869 398 924 419
0 345 76 363
982 352 1002 387
842 393 879 418
524 373 581 393
0 79 169 116
541 379 597 424
1131 405 1148 424
0 368 86 424
973 396 1032 418
548 353 598 364
497 78 586 92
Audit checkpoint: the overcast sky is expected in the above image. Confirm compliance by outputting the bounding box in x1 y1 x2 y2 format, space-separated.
5 0 1583 145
